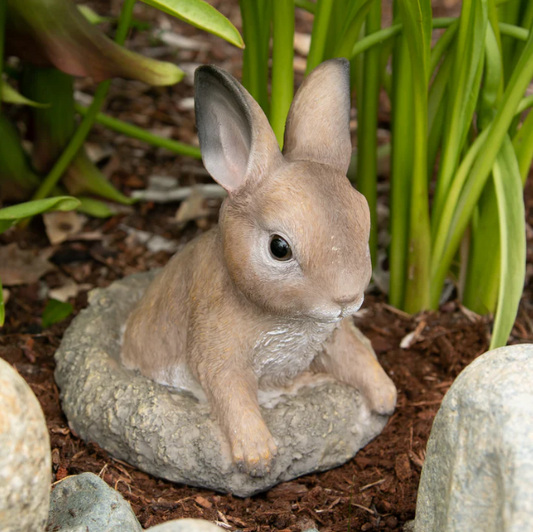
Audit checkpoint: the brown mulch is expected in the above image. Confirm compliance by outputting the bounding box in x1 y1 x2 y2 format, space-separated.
3 0 533 531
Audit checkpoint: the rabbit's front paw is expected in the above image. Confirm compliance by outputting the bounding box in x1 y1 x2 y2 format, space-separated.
366 375 397 416
230 418 277 477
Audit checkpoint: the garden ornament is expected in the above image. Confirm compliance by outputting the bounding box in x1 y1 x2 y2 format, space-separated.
121 58 397 476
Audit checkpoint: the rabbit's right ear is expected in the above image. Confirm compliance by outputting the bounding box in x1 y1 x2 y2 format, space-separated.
194 66 281 193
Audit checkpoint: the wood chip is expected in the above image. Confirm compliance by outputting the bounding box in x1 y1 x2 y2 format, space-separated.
195 496 212 509
395 453 412 482
400 320 427 349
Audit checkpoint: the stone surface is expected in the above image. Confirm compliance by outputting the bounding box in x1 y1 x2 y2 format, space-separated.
414 344 533 532
0 358 51 532
54 272 389 497
47 472 141 532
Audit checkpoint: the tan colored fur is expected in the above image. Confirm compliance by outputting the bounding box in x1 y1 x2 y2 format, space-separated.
122 60 397 476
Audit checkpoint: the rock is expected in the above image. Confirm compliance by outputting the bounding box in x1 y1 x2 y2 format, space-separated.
0 358 51 532
414 344 533 532
54 272 389 497
47 472 141 531
147 520 222 532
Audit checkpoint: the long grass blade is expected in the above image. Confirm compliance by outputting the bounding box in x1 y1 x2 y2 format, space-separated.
306 0 335 73
270 0 294 147
490 137 526 348
431 0 488 239
389 35 413 309
431 22 533 306
356 0 382 263
397 0 432 313
239 0 271 115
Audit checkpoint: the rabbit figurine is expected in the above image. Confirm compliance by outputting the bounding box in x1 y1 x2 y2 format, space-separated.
122 58 397 476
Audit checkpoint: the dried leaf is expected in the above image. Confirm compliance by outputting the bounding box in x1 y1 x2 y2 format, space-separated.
49 279 91 302
175 188 211 227
43 211 87 245
0 243 55 286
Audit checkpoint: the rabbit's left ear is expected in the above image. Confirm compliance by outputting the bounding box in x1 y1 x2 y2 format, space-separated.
283 59 352 174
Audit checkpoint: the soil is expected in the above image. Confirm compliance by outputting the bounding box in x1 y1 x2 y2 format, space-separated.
2 1 533 531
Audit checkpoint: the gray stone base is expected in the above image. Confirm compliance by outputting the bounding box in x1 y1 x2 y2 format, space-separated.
0 358 51 532
54 272 389 497
414 344 533 532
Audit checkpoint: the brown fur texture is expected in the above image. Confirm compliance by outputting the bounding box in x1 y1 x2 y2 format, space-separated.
122 59 397 476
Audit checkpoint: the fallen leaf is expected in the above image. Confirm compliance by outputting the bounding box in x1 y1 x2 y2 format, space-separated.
43 211 87 245
49 279 92 302
42 299 74 328
175 188 211 227
0 243 55 286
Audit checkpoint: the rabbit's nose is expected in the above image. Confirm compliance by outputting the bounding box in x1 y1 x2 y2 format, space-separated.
334 294 361 306
336 294 365 317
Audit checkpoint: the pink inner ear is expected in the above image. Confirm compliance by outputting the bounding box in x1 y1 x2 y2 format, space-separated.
217 116 251 192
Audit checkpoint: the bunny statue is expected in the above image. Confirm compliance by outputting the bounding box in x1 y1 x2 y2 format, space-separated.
122 58 397 477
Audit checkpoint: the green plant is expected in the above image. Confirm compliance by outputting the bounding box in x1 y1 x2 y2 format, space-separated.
239 0 532 348
1 0 243 215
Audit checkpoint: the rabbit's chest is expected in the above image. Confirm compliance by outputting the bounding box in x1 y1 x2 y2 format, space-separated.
252 320 337 381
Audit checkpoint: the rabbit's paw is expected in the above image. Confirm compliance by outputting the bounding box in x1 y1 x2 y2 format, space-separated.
366 376 397 416
230 419 277 477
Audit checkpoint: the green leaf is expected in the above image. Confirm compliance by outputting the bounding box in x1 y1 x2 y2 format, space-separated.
42 299 74 328
0 196 80 233
1 82 49 107
0 113 40 201
141 0 244 48
490 137 526 348
77 4 112 25
7 0 183 85
76 196 117 218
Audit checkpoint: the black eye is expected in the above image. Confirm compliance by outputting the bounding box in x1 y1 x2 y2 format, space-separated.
269 235 292 261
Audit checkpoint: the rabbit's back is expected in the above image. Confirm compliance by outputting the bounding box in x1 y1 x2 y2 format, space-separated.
121 228 221 388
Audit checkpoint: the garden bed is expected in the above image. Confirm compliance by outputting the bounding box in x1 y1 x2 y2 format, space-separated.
1 0 533 530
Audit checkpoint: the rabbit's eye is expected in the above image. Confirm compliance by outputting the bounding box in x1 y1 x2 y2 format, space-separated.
269 235 292 261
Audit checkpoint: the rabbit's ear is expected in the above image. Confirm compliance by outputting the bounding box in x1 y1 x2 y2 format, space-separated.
194 65 281 193
283 59 352 174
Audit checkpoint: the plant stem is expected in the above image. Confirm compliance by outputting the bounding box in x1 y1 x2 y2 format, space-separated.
270 0 294 147
27 0 137 207
75 104 201 159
